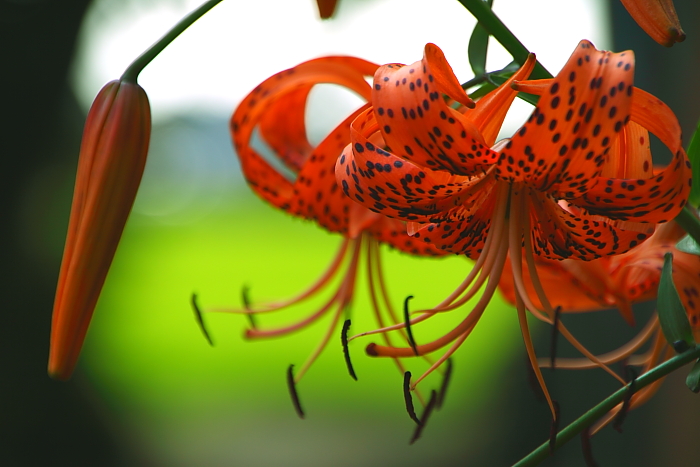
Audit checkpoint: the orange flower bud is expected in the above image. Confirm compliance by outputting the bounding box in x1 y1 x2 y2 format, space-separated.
49 79 151 380
620 0 685 47
315 0 338 19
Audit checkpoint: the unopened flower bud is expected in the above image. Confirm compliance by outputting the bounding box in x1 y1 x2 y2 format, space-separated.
49 79 151 380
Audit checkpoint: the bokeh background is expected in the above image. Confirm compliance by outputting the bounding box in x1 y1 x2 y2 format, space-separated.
2 0 700 465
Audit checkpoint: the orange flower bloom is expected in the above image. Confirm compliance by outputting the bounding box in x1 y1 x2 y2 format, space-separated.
217 56 446 395
522 220 700 433
49 79 151 380
620 0 685 47
335 41 691 416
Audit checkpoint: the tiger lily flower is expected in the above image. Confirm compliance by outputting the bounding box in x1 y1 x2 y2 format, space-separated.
620 0 685 47
529 220 700 433
49 79 151 380
335 41 692 417
216 55 447 396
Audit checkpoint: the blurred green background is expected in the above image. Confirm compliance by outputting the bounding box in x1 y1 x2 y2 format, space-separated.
3 0 700 466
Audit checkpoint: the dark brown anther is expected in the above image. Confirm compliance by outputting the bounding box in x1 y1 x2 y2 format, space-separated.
436 358 453 409
286 364 305 419
550 306 562 370
581 426 599 467
549 400 560 454
241 285 257 329
613 368 637 433
341 319 357 381
403 295 419 356
410 390 437 445
190 293 214 346
403 371 421 425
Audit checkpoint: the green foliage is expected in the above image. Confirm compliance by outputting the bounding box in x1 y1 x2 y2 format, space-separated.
676 234 700 256
685 359 700 393
687 119 700 207
657 253 695 352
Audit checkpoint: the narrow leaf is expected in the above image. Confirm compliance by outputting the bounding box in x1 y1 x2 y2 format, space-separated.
466 0 493 76
686 359 700 393
657 253 695 352
468 23 489 76
676 234 700 256
687 119 700 206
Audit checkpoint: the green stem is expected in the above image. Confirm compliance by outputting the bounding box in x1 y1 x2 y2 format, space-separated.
675 206 700 245
513 344 700 467
121 0 225 83
456 0 552 80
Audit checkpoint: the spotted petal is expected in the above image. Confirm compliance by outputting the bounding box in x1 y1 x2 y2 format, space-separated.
336 106 494 224
371 43 502 175
231 56 378 210
498 40 635 199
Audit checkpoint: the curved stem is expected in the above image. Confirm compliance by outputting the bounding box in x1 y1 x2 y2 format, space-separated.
455 0 552 80
513 344 700 467
121 0 225 82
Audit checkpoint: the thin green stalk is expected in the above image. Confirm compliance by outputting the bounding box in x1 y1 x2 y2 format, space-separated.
513 344 700 467
456 0 552 79
121 0 225 83
675 206 700 246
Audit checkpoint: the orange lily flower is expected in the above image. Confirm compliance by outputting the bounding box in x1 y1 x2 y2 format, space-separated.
49 79 151 380
216 55 447 397
620 0 685 47
336 41 692 417
525 220 700 433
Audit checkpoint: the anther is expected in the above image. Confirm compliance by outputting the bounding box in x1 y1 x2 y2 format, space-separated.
286 364 305 419
341 319 357 381
549 400 560 454
436 358 453 409
190 293 213 346
241 285 257 329
550 306 562 370
410 390 437 445
581 426 599 467
403 295 419 355
613 368 637 433
403 371 421 425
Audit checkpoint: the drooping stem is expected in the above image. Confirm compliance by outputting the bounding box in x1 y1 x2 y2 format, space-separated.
513 344 700 467
455 0 552 80
121 0 225 83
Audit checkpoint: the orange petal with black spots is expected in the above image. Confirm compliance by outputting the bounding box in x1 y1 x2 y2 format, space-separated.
371 44 500 176
497 40 635 199
336 106 494 223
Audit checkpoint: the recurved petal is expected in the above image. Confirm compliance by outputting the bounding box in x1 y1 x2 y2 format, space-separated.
498 255 617 313
335 106 492 223
231 56 378 210
574 148 690 224
529 191 653 260
497 40 635 199
367 216 451 257
371 43 500 175
620 0 685 47
49 80 151 380
470 54 536 146
290 105 369 234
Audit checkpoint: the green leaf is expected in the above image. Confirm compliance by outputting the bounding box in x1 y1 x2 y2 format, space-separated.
468 23 490 77
686 359 700 393
687 119 700 207
657 253 695 352
677 234 700 256
467 0 493 77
